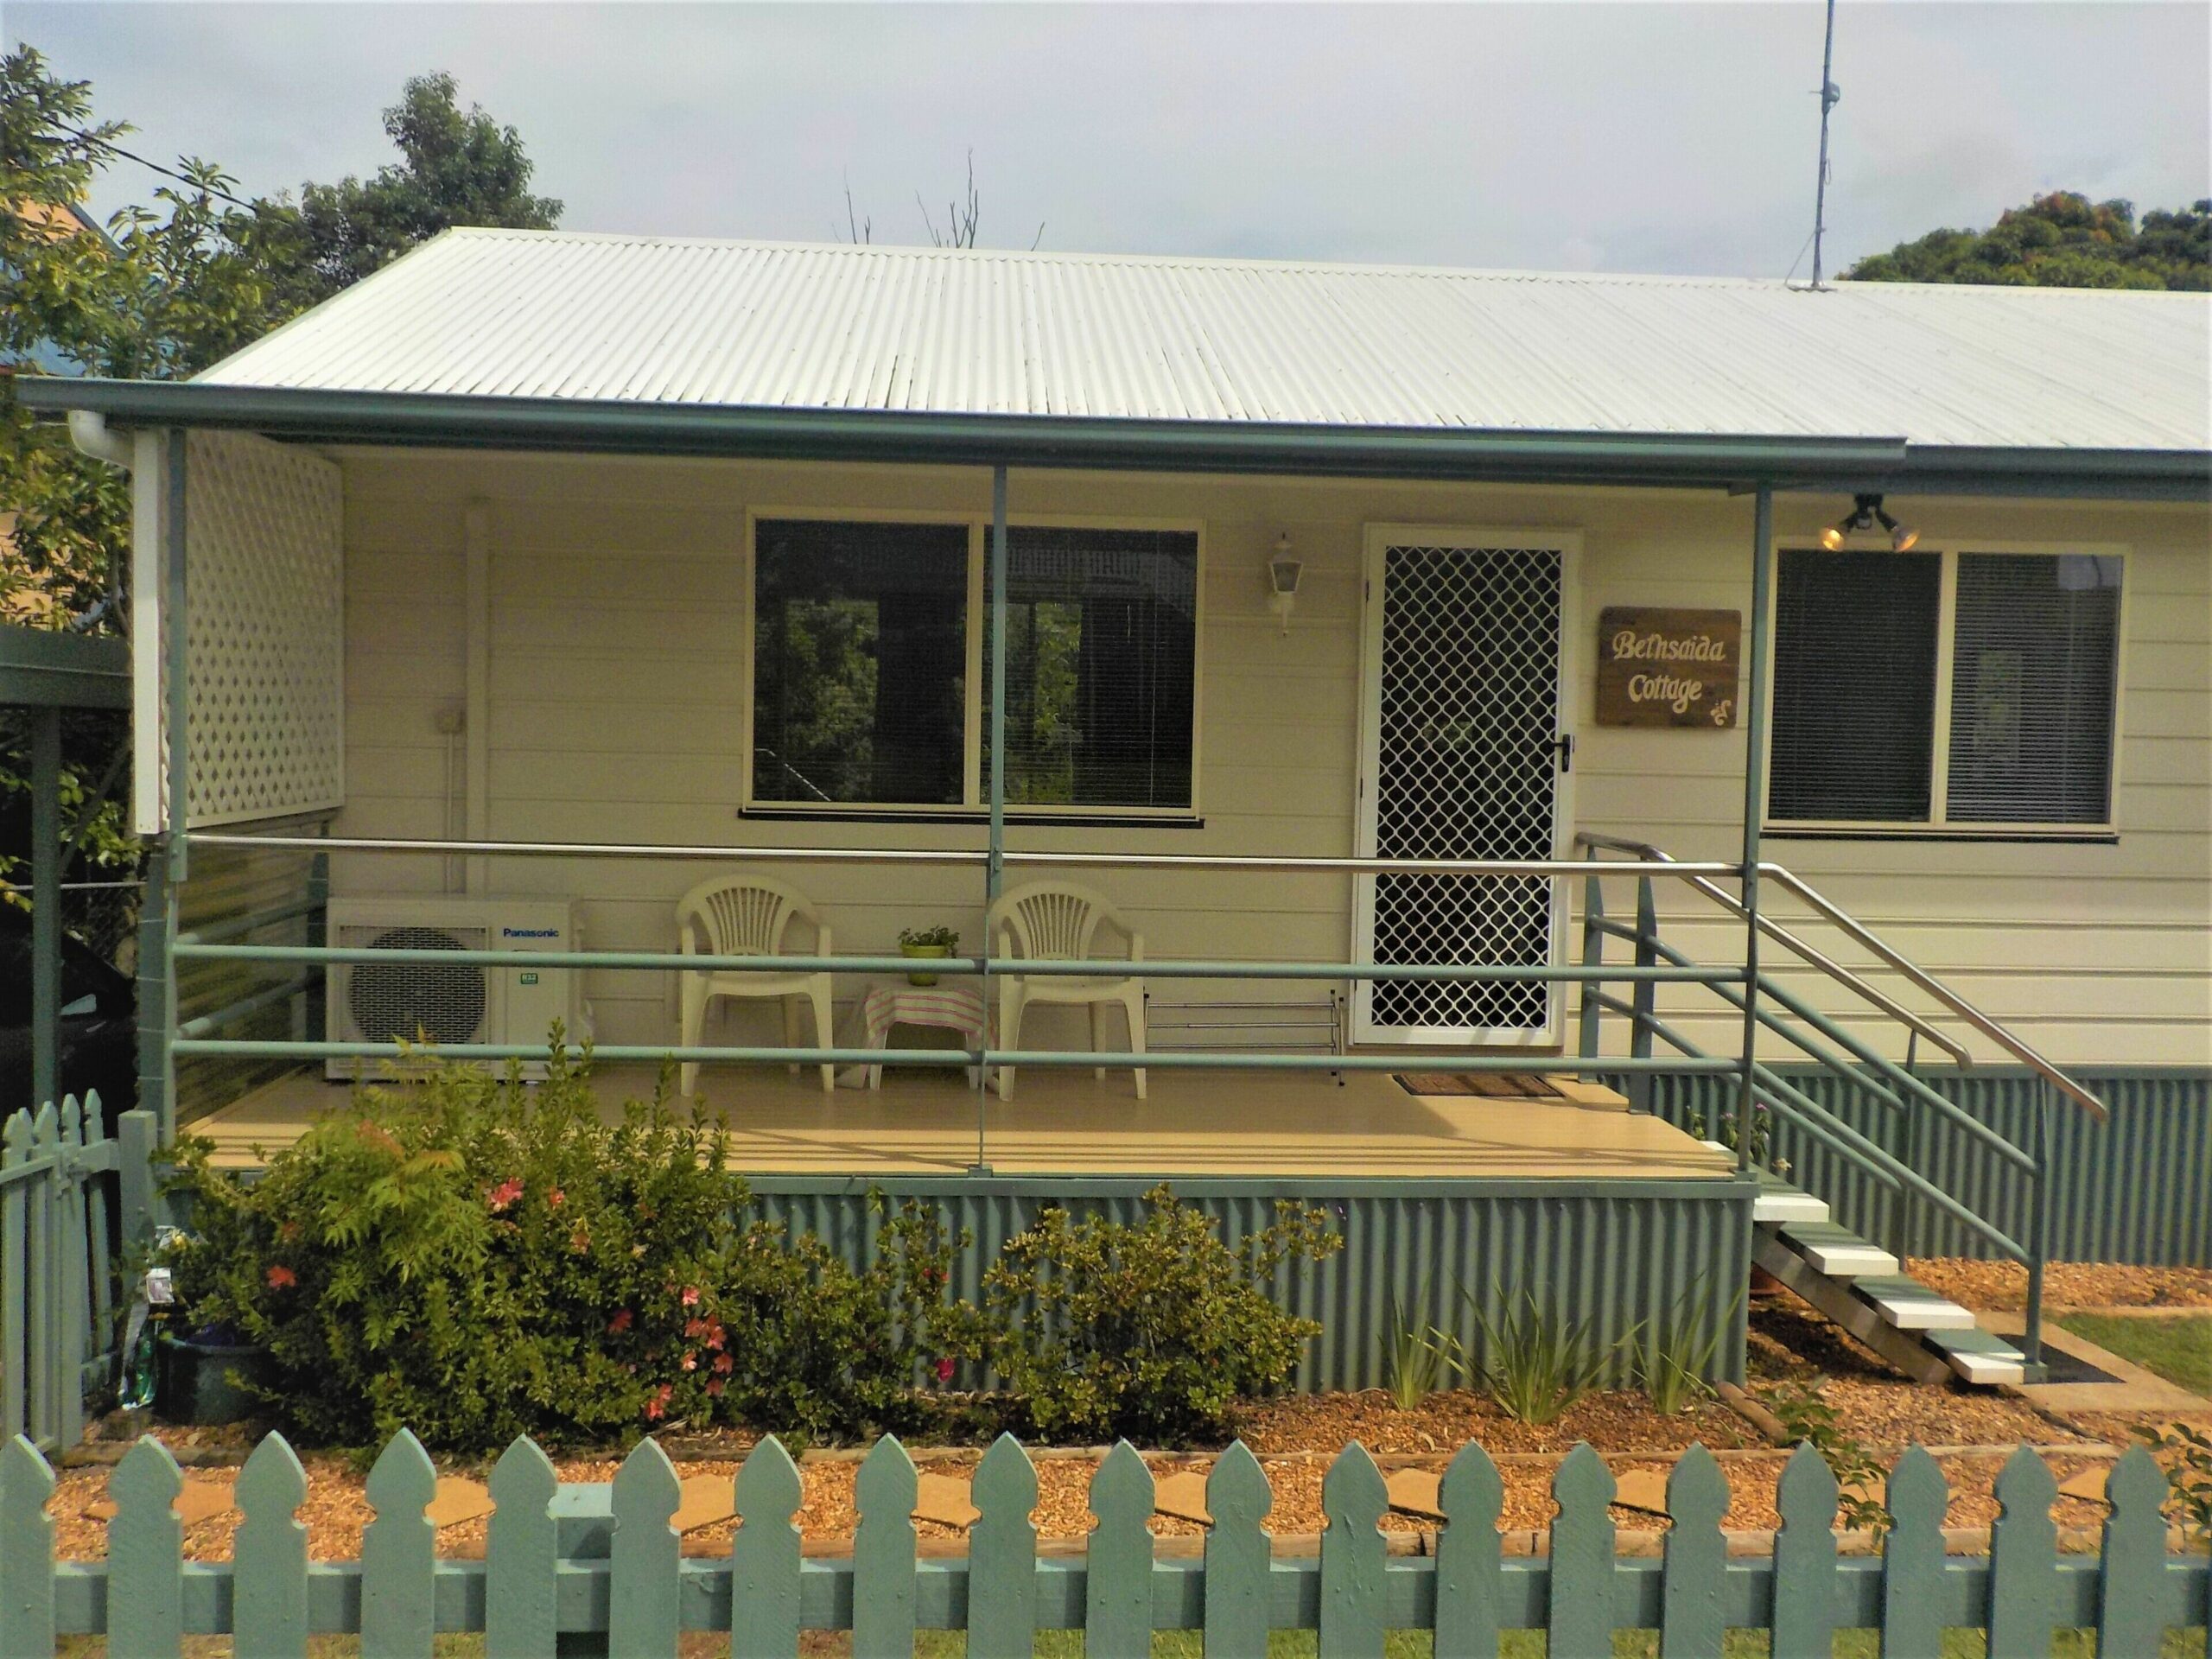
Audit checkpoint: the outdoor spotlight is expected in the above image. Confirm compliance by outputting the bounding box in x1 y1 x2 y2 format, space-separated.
1268 533 1303 634
1822 493 1918 553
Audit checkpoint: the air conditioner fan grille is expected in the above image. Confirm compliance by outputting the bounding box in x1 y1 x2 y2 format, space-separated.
347 926 486 1047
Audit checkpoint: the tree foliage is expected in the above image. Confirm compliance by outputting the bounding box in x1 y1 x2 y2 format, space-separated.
1847 190 2210 291
271 72 562 312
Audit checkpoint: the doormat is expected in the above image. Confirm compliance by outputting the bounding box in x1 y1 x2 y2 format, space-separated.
1395 1072 1563 1098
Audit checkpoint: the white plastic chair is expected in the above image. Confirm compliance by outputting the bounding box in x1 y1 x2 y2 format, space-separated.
987 880 1146 1100
675 874 835 1095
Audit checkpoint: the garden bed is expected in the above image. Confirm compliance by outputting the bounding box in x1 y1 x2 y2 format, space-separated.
1908 1258 2212 1313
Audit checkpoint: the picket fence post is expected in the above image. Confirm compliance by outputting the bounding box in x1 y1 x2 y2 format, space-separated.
1771 1442 1840 1654
233 1431 310 1657
968 1433 1038 1656
1659 1440 1728 1658
108 1434 185 1658
1435 1436 1503 1655
1084 1440 1154 1658
2098 1446 2172 1656
1548 1441 1617 1657
730 1434 803 1659
486 1435 560 1656
609 1433 681 1659
2 1112 31 1443
0 1434 55 1657
1880 1443 1948 1658
360 1428 437 1658
851 1434 918 1659
1319 1440 1387 1657
1988 1441 2061 1656
1204 1440 1274 1659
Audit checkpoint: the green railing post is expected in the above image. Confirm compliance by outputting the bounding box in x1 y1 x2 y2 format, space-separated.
29 705 61 1116
1628 874 1658 1115
1576 874 1605 1060
1736 484 1774 1172
974 462 1009 1174
134 855 171 1143
2020 1080 2054 1375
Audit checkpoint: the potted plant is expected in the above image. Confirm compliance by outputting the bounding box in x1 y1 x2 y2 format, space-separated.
898 925 959 986
155 1319 267 1427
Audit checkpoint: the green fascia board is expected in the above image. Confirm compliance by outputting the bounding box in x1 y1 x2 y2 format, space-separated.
29 374 2202 498
0 626 130 709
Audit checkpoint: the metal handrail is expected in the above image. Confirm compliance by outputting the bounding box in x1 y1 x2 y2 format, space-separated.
188 830 1733 879
1758 863 2110 1122
1574 832 1974 1068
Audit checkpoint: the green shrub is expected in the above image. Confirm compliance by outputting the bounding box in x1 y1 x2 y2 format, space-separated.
943 1185 1342 1444
162 1042 963 1452
1761 1376 1891 1535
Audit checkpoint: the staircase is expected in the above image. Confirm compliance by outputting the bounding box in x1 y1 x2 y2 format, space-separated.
1732 1150 2031 1387
1573 835 2117 1391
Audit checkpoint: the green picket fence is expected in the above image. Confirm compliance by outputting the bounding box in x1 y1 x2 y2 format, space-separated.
0 1095 153 1455
2 1431 2205 1655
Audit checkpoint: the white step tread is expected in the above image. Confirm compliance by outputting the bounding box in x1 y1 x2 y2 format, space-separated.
1699 1145 1833 1224
1850 1275 1980 1332
1775 1220 1898 1280
1925 1325 2029 1385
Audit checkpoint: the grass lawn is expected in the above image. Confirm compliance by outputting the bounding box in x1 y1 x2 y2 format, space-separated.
2056 1312 2212 1394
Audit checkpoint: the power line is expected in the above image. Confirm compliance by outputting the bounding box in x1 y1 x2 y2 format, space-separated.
45 124 267 214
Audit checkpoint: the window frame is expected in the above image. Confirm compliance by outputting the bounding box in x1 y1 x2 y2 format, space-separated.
741 507 1206 820
1761 538 2130 839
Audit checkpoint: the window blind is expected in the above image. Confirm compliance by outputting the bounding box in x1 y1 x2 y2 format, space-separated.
1946 553 2121 823
986 527 1198 810
1769 550 1942 823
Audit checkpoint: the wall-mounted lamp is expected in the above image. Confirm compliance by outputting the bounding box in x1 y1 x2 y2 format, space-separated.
1268 533 1303 635
1819 493 1918 553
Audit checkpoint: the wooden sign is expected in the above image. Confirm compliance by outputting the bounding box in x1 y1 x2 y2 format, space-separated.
1596 607 1740 728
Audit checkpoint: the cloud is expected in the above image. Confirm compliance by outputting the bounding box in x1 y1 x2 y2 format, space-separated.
14 2 2207 278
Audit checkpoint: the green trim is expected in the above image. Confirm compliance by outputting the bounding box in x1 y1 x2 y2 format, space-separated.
23 377 2208 496
739 1172 1754 1201
0 626 129 710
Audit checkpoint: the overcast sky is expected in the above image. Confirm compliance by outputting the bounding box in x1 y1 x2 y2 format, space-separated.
15 2 2209 279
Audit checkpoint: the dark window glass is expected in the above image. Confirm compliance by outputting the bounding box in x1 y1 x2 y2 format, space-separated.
985 528 1198 809
1947 553 2121 823
752 519 967 805
1770 550 1942 823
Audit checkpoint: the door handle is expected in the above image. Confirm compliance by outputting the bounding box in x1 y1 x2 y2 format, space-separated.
1554 734 1575 774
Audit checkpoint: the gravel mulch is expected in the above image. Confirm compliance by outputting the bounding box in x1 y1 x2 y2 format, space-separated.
1230 1389 1758 1457
1908 1259 2212 1313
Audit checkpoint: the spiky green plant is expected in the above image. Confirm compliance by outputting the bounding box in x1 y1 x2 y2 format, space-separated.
1632 1287 1740 1415
1465 1291 1633 1426
1382 1288 1465 1409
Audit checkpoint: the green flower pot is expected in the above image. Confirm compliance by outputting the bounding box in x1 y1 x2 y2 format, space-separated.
156 1332 265 1426
900 942 954 986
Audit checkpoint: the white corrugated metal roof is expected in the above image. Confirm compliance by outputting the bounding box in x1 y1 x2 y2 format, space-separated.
197 229 2210 452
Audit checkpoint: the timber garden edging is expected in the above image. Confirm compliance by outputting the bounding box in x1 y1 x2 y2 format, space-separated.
3 1429 2206 1654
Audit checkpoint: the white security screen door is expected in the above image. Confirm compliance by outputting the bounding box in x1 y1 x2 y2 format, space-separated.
1353 528 1577 1046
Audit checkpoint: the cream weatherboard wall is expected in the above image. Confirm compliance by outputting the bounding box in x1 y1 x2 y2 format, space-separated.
325 449 2212 1070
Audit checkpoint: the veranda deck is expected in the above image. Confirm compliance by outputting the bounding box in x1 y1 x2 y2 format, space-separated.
189 1062 1733 1179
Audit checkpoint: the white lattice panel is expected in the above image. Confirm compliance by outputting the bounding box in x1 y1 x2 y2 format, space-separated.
1361 541 1563 1039
160 431 345 828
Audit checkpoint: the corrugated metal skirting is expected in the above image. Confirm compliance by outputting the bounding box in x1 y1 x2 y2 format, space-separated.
1641 1068 2212 1266
747 1178 1755 1390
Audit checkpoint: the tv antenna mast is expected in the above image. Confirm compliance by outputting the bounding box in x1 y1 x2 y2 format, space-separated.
1810 0 1841 288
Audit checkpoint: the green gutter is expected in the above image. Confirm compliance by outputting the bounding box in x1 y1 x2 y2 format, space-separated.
24 378 2204 497
14 376 1913 488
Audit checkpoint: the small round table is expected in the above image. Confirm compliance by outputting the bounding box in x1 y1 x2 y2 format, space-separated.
837 977 992 1090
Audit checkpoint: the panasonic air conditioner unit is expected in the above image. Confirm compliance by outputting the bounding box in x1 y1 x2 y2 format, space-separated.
324 896 589 1080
